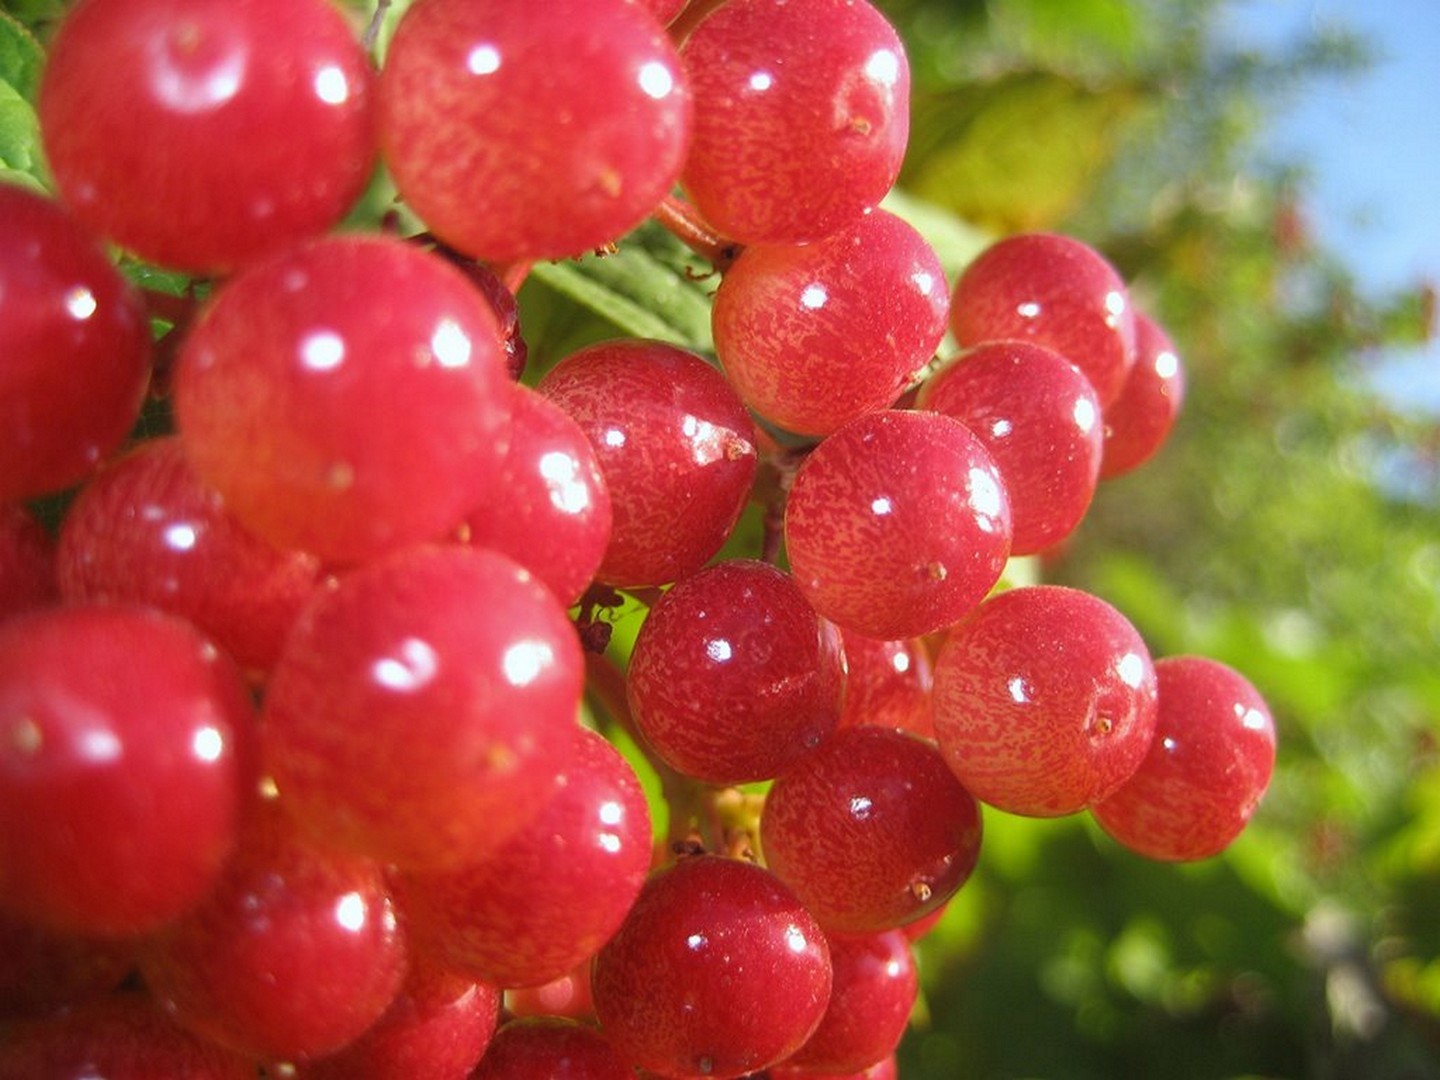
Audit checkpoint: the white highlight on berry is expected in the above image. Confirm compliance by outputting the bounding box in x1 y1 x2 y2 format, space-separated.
911 269 937 296
800 283 828 310
313 65 350 105
372 637 439 693
990 418 1013 439
1016 301 1041 319
686 932 707 951
466 44 501 76
430 318 472 368
1115 651 1147 689
79 728 122 764
502 639 555 687
334 891 367 932
539 450 591 514
599 800 624 826
64 286 97 320
1073 396 1098 434
748 70 775 92
850 794 873 819
705 638 733 663
969 466 1006 524
153 42 244 113
1008 676 1030 704
192 725 224 763
871 496 894 516
602 427 627 449
784 924 810 954
163 522 198 552
1236 702 1269 732
1155 349 1180 379
1104 289 1128 328
637 61 675 100
864 48 901 88
301 330 346 372
680 414 730 466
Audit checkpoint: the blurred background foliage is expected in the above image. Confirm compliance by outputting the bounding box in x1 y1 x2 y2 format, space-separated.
878 0 1440 1077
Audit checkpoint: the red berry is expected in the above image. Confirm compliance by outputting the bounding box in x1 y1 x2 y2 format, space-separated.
626 560 845 785
0 186 151 502
932 585 1159 817
919 340 1103 555
139 803 408 1063
538 339 758 588
949 233 1137 406
784 409 1012 640
262 545 581 871
713 209 948 436
593 855 832 1078
1092 656 1276 861
56 437 322 676
380 0 691 262
174 234 512 565
762 726 982 934
680 0 909 245
0 605 254 936
39 0 377 273
1100 311 1187 478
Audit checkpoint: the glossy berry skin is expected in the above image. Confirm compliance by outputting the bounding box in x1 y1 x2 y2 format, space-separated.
783 929 918 1074
538 340 757 588
933 585 1159 817
263 545 580 871
1092 656 1276 861
0 503 58 623
39 0 376 273
400 725 651 988
593 855 832 1079
470 1017 633 1080
294 957 500 1080
1100 311 1187 478
784 409 1012 640
837 630 935 740
0 186 151 502
762 726 982 934
627 560 845 785
950 233 1137 406
713 209 949 436
0 605 254 937
680 0 910 245
175 235 511 565
462 384 612 606
57 437 323 676
0 993 257 1080
140 804 407 1063
380 0 691 263
918 340 1104 556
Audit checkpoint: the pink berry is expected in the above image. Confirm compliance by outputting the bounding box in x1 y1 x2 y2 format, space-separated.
949 233 1137 406
1092 656 1276 861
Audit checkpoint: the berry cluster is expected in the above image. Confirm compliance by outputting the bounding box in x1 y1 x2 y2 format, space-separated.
0 0 1277 1077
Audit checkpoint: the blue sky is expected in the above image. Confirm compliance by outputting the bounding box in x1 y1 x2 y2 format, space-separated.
1218 0 1440 412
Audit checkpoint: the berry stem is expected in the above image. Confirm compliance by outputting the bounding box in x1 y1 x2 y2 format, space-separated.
653 195 742 273
666 0 730 46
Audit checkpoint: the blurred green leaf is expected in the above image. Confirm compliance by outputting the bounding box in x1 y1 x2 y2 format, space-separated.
902 71 1150 233
0 11 43 103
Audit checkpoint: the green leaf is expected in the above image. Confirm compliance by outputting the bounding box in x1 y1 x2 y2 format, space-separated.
0 11 45 104
520 220 717 368
0 77 40 176
902 72 1149 234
